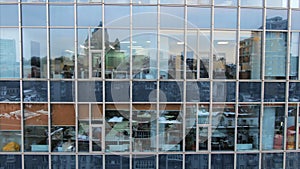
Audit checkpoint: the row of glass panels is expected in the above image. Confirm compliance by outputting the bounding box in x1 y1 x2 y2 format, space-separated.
1 28 300 80
2 5 300 29
1 153 298 169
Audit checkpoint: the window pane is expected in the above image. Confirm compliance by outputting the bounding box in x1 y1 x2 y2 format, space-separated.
185 154 208 169
22 29 47 79
160 7 184 29
104 0 129 3
25 155 48 168
0 5 18 26
22 5 46 26
262 105 285 150
160 0 184 4
292 10 300 30
51 104 76 152
264 82 285 102
0 104 21 152
132 6 157 28
51 155 76 168
104 6 130 27
239 82 261 102
266 10 288 30
239 31 262 79
214 0 236 6
0 28 20 78
0 155 21 168
265 32 287 79
0 81 20 102
290 33 299 79
77 5 102 27
50 81 75 102
266 0 287 8
159 81 183 102
132 0 157 4
237 154 259 169
78 81 102 102
240 0 262 7
289 83 300 102
185 105 196 151
24 104 48 152
211 154 234 168
186 82 210 102
286 153 300 169
49 5 74 26
77 29 89 79
23 81 47 102
291 0 300 8
214 8 237 29
159 154 183 169
133 155 156 169
78 155 103 168
187 0 210 5
50 29 75 79
105 81 130 102
187 7 211 29
213 82 235 102
286 106 297 150
105 155 129 169
213 31 237 79
240 8 263 29
133 82 157 102
261 153 283 169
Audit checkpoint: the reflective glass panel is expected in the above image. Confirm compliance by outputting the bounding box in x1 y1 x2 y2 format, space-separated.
266 10 288 30
104 0 129 3
264 82 285 102
266 0 287 8
24 104 48 152
105 155 130 169
239 82 261 102
211 104 235 151
0 5 18 26
132 0 157 4
240 8 263 29
0 81 20 102
290 83 300 102
23 81 47 102
51 155 76 168
160 0 184 4
185 104 196 151
213 31 237 79
159 154 183 169
286 153 300 169
133 155 156 169
22 29 47 79
22 5 46 26
187 7 211 29
240 0 262 7
262 105 285 150
290 33 300 80
236 154 259 169
132 105 156 152
50 81 75 102
133 6 157 28
49 5 74 26
185 154 208 169
237 105 260 150
261 153 283 169
213 82 236 102
214 8 237 29
160 7 184 29
265 32 287 79
292 10 300 30
51 104 76 152
0 104 21 152
105 81 130 102
132 30 158 79
211 154 234 168
25 155 48 168
133 82 157 102
104 29 130 79
239 31 262 79
0 28 20 78
105 104 130 152
78 155 103 169
159 105 183 151
77 5 102 27
214 0 237 6
291 0 300 8
77 29 89 79
198 104 209 124
50 29 75 79
186 0 210 5
78 81 102 102
0 155 21 168
160 30 184 79
104 5 130 27
186 82 210 102
159 81 183 102
286 105 297 150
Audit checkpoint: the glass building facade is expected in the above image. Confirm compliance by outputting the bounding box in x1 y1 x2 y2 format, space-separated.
0 0 300 168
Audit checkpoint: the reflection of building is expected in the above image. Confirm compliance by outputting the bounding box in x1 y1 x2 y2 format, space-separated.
0 39 19 78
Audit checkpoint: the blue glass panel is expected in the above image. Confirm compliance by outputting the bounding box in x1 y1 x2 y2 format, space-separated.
133 81 157 102
50 81 75 102
78 155 103 169
51 155 76 169
215 0 237 6
0 81 20 102
266 10 288 30
236 154 259 169
159 81 183 102
160 6 184 29
49 5 74 26
25 155 49 169
261 153 283 169
159 154 183 169
239 82 261 102
132 6 157 28
0 5 18 26
186 82 210 102
105 81 130 102
105 155 130 169
289 83 300 102
77 5 102 27
185 154 208 169
240 8 263 29
187 7 211 29
211 154 234 169
22 5 46 26
264 82 285 102
214 8 237 29
132 155 156 169
0 155 21 168
78 81 102 102
286 152 300 169
104 5 130 27
23 81 47 102
213 82 236 102
292 10 300 30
